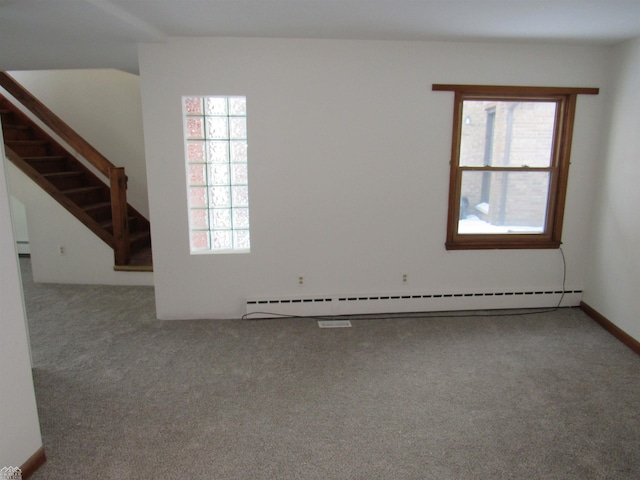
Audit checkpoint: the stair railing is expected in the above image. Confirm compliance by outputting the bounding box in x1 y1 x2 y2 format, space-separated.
0 72 130 265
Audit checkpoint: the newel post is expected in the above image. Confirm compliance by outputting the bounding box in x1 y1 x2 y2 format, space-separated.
110 167 130 266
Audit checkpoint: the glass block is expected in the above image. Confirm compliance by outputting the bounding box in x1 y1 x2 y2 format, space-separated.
229 96 246 116
211 208 232 229
210 186 231 207
230 141 248 162
184 95 251 254
186 141 205 163
229 117 246 139
209 164 230 185
206 97 228 116
231 164 248 185
232 208 250 228
189 187 207 208
185 118 204 139
212 230 233 250
188 164 206 185
191 230 209 250
183 97 203 115
234 229 250 249
206 117 229 139
231 186 249 207
207 141 229 163
190 208 209 229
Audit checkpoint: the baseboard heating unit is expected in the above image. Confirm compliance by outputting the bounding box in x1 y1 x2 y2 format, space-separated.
245 289 583 318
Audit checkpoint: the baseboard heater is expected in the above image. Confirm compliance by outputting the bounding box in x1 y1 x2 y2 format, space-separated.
245 289 583 318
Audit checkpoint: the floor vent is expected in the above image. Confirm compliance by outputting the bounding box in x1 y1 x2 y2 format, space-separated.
318 320 352 328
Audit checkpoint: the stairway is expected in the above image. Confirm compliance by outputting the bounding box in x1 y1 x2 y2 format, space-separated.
1 95 152 270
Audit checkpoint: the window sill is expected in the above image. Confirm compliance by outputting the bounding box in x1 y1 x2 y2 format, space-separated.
190 248 251 255
445 240 561 250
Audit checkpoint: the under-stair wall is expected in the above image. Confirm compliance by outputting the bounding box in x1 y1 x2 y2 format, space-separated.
7 162 153 286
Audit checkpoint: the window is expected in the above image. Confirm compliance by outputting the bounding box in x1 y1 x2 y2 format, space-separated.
182 96 250 253
433 85 598 250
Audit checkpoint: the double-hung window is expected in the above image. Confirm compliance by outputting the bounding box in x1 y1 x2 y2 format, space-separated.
433 85 598 250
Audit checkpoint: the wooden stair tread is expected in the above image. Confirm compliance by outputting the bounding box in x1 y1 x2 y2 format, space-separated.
23 155 66 161
82 201 111 211
62 185 104 194
99 216 136 228
115 245 153 271
43 171 82 178
113 264 153 272
130 231 151 240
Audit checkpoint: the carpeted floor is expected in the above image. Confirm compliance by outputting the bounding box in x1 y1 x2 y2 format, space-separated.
20 258 640 479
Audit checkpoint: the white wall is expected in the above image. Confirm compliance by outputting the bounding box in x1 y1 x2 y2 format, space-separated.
139 37 608 319
0 131 43 468
583 36 640 341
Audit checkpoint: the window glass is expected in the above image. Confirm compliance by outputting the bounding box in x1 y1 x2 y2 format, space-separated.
459 170 550 234
458 100 556 235
459 101 556 168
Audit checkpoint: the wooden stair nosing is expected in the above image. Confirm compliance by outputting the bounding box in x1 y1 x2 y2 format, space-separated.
2 124 30 133
4 139 48 145
42 170 83 179
22 155 67 162
114 264 153 272
83 201 112 213
99 215 138 230
62 185 105 195
2 123 30 129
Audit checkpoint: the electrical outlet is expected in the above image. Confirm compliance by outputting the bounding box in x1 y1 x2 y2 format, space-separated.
298 276 304 286
59 245 65 255
402 274 408 284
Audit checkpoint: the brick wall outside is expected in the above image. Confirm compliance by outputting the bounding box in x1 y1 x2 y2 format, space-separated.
459 101 555 228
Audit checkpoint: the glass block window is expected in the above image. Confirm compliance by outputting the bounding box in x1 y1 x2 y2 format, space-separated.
182 96 250 253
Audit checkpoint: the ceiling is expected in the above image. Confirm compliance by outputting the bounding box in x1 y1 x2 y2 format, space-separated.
1 0 640 74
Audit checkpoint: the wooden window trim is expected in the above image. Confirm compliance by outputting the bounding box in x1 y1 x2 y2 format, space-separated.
433 84 598 250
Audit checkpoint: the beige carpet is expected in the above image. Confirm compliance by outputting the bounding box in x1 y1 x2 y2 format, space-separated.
20 258 640 479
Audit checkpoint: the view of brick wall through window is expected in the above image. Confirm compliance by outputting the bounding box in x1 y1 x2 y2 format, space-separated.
182 96 250 252
459 101 556 233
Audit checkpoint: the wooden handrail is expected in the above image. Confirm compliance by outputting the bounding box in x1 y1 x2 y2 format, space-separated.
0 72 116 178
